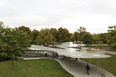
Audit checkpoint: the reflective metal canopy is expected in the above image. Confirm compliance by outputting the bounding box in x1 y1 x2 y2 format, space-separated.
28 42 111 58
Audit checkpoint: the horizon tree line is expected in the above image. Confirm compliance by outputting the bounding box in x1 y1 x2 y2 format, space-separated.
0 21 116 63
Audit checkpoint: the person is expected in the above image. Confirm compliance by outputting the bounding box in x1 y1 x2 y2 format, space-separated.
55 52 58 57
52 52 55 59
75 58 78 60
45 53 47 57
86 63 90 75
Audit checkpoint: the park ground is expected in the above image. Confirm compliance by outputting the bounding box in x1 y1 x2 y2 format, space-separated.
0 59 73 77
82 46 116 76
0 46 116 77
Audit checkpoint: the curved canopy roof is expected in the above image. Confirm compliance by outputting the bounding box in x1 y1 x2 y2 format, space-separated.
28 42 111 58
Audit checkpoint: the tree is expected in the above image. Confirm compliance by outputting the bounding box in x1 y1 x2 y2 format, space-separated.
92 33 100 44
35 33 44 45
111 42 116 50
0 32 7 60
0 21 3 28
0 28 8 60
58 27 70 42
69 33 73 42
77 26 87 41
35 28 55 45
18 26 33 40
2 28 31 66
32 29 39 43
98 41 103 51
107 25 116 50
99 33 108 44
83 33 94 46
50 28 58 42
73 31 79 43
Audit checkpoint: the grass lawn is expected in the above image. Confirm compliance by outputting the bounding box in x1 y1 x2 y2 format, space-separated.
82 54 116 76
0 59 74 77
89 46 116 51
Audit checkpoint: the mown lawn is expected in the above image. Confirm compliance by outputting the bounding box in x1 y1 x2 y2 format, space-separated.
0 59 74 77
89 46 116 51
82 54 116 76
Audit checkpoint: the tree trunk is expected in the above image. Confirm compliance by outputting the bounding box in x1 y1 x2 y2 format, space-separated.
12 55 14 66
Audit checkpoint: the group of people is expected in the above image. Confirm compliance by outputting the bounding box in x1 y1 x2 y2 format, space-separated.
44 52 58 57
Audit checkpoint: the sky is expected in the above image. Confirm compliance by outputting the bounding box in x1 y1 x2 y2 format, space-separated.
0 0 116 33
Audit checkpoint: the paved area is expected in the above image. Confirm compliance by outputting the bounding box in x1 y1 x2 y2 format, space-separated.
22 57 115 77
55 57 115 77
26 42 115 77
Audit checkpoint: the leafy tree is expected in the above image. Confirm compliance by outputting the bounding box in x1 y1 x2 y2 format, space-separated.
70 31 79 43
0 27 8 60
0 21 3 28
0 38 8 60
69 33 73 42
50 28 58 42
111 42 116 50
77 26 87 41
18 26 33 40
98 41 103 51
92 33 100 44
35 28 55 45
35 33 44 45
73 31 79 43
83 33 94 46
58 27 70 42
1 28 31 66
107 25 116 50
99 33 108 44
32 29 39 43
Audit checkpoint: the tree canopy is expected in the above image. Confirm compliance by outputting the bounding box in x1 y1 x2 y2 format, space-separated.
32 29 39 43
58 27 70 42
0 27 31 66
18 26 33 40
83 33 94 46
1 20 116 53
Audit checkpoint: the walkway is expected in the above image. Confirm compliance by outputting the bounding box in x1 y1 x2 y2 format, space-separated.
22 57 115 77
55 57 115 77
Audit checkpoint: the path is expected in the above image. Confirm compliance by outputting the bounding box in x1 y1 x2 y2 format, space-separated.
21 57 115 77
55 57 115 77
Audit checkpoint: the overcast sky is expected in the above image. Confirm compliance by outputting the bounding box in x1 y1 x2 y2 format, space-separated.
0 0 116 33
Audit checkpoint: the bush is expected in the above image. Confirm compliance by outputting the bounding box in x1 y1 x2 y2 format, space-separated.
111 42 116 50
0 53 7 61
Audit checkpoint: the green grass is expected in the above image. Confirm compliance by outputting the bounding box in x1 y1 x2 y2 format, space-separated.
88 46 116 51
0 59 73 77
82 54 116 76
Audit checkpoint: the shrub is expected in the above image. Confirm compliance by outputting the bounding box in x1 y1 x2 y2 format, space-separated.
111 42 116 50
0 53 7 61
